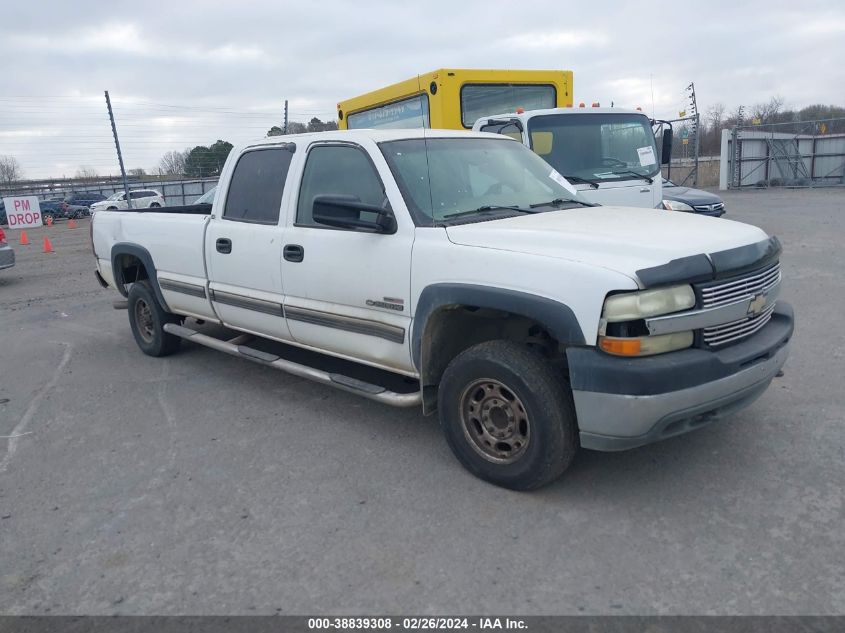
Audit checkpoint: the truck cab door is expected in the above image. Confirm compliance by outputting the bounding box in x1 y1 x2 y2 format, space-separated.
205 145 295 342
281 141 415 374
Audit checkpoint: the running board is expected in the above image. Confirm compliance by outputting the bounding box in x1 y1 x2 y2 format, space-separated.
163 323 421 408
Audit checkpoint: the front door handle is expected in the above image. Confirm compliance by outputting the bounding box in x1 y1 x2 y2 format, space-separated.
284 244 304 263
216 238 232 254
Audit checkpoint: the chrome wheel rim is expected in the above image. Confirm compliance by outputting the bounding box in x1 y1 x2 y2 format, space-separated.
134 298 155 343
459 378 530 464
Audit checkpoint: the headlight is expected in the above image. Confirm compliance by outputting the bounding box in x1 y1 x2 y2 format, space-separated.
602 285 695 322
599 285 696 356
662 199 694 211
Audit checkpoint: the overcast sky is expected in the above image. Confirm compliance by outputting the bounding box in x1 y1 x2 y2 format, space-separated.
2 0 844 179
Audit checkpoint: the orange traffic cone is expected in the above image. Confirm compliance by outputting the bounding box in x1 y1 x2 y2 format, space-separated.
45 216 53 227
68 218 77 229
43 237 55 253
20 230 30 245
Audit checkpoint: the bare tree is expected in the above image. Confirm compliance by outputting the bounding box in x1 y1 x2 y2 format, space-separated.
752 96 785 123
158 150 188 175
127 168 147 177
0 155 23 186
75 166 99 182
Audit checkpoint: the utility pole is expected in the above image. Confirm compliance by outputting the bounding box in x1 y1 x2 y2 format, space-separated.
283 99 289 135
105 90 132 208
686 82 700 187
731 105 745 189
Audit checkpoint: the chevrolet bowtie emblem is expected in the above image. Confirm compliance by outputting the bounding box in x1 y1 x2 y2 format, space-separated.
748 294 767 315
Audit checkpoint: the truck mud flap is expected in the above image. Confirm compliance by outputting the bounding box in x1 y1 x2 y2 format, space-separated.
162 323 420 408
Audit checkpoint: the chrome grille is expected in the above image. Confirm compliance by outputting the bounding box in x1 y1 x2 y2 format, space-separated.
693 202 725 212
700 262 781 347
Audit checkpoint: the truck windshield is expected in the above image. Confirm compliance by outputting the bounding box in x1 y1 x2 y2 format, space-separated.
379 137 586 225
527 113 660 183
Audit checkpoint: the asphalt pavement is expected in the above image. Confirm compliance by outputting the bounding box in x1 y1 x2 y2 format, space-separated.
1 190 843 615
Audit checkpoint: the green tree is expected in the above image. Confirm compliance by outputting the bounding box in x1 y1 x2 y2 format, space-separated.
184 140 233 177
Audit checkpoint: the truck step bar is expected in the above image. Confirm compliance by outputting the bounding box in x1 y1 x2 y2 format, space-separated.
163 323 421 408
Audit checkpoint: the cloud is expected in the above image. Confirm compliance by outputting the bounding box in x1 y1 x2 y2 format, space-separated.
504 30 609 50
1 0 844 178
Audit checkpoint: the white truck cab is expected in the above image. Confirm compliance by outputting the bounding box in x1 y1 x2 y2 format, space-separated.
472 107 668 209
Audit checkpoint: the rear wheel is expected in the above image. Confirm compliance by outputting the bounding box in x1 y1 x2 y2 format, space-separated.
127 281 182 357
437 340 578 490
149 202 161 208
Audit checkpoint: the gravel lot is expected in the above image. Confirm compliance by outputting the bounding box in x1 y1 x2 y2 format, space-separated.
1 189 844 615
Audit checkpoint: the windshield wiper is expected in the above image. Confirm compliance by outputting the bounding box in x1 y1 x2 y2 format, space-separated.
562 175 599 189
529 198 596 209
611 170 654 184
441 205 535 220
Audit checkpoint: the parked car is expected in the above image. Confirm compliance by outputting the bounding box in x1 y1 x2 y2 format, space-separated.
193 186 217 205
0 200 6 226
63 192 106 208
661 178 726 216
90 189 165 212
92 129 792 490
39 198 66 222
0 227 15 271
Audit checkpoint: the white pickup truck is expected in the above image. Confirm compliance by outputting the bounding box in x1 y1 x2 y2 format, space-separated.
92 129 793 490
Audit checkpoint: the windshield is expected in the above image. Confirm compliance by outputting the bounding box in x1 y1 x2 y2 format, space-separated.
527 113 660 183
380 137 586 225
106 192 123 200
195 187 217 204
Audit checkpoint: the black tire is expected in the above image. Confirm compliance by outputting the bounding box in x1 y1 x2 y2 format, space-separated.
107 206 118 211
437 340 578 490
149 202 161 208
127 281 182 357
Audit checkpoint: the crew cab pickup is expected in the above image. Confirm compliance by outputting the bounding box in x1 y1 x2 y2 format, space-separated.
92 129 793 490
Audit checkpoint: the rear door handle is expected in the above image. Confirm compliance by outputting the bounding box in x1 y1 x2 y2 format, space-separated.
216 238 232 254
283 244 304 262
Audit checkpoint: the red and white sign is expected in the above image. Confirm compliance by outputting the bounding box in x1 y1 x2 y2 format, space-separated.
2 196 43 229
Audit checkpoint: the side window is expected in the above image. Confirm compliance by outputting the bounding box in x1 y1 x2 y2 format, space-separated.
224 148 293 224
296 145 386 227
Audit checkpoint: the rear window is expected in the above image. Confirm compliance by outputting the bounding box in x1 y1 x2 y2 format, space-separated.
224 147 294 224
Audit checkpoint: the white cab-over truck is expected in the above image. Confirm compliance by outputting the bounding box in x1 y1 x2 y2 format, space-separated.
473 107 670 209
92 129 793 490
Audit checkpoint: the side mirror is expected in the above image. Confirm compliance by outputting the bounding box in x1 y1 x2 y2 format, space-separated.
661 129 673 165
312 195 396 233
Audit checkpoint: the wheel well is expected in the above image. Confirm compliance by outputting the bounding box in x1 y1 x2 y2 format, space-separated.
420 305 567 410
114 253 149 294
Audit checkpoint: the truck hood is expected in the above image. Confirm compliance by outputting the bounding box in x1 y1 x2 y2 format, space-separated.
445 207 768 284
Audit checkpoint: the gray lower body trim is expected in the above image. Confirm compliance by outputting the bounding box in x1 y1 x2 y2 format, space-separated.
159 278 207 298
210 289 283 317
285 306 405 344
575 342 789 451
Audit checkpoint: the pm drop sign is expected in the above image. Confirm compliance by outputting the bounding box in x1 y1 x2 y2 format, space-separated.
2 196 43 229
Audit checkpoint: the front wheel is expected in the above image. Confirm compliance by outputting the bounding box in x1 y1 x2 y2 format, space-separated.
127 281 182 356
437 340 578 490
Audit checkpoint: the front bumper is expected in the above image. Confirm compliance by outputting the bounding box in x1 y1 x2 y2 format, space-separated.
568 302 794 451
0 245 15 270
